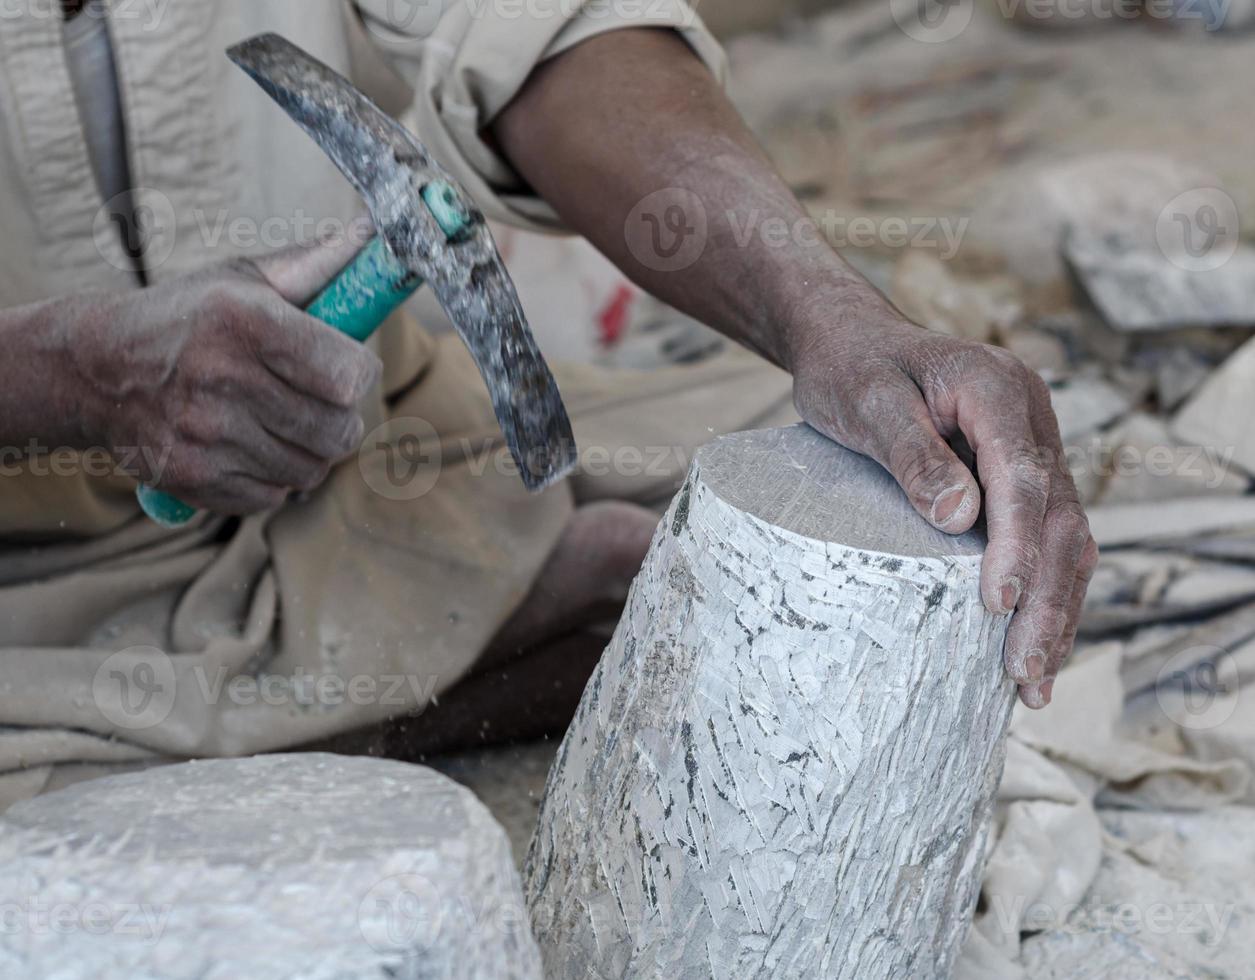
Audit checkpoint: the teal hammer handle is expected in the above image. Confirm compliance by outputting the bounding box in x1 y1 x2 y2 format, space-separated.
307 234 422 341
137 181 472 528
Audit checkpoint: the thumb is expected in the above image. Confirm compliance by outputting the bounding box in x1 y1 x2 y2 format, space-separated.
249 215 375 307
825 388 982 534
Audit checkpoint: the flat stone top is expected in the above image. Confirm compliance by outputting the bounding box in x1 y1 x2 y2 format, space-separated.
2 753 482 866
696 424 987 560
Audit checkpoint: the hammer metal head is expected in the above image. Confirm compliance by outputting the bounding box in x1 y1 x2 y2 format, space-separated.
227 33 577 492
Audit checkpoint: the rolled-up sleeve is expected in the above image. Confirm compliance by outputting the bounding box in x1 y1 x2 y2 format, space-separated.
352 0 727 232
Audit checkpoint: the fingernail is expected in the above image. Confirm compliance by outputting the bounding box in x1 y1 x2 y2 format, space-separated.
1025 651 1045 683
999 578 1022 614
1040 679 1054 704
1021 684 1047 710
931 485 969 527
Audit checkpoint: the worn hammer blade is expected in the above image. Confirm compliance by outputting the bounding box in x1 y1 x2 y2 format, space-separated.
227 33 577 492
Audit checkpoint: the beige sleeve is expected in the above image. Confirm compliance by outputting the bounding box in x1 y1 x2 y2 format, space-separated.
351 0 727 233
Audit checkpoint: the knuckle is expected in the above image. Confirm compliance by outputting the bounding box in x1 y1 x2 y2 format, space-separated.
200 282 250 331
178 406 228 445
189 353 245 397
323 373 360 409
1003 445 1050 491
323 361 366 407
840 379 912 447
854 379 910 421
1022 593 1069 637
984 345 1029 378
327 354 381 408
798 366 905 449
1049 502 1092 548
1036 603 1070 640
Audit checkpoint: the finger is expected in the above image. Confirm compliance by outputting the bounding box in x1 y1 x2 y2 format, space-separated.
247 217 375 307
1039 535 1100 705
150 446 288 515
224 416 334 493
1004 496 1093 706
841 380 982 534
955 366 1051 620
1021 369 1095 704
236 361 367 462
160 397 332 501
173 383 346 479
251 301 384 408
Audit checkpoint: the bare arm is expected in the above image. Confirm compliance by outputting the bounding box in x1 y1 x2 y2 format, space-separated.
495 28 1098 709
0 304 86 451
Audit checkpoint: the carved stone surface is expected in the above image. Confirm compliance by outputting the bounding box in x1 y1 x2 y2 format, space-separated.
0 753 541 980
525 424 1015 980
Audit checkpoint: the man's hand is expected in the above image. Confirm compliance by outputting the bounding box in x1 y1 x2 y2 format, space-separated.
496 27 1097 707
791 307 1097 709
61 238 381 514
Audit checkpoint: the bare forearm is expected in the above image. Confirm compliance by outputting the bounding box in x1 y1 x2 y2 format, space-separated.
0 299 86 449
493 28 884 371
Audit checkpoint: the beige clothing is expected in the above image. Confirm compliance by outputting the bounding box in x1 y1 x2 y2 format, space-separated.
0 0 796 804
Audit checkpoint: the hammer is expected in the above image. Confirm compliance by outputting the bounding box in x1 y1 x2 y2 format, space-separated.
138 33 577 527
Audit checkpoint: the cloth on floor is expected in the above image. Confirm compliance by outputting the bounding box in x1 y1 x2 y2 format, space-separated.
957 609 1255 978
